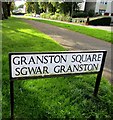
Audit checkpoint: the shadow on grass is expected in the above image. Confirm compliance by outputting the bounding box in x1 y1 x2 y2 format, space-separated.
2 27 64 54
2 75 113 119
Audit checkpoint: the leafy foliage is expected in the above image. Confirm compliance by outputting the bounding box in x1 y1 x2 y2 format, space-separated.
40 12 72 22
25 2 79 17
89 17 111 26
72 12 88 18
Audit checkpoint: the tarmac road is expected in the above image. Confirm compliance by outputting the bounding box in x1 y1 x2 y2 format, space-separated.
23 19 112 84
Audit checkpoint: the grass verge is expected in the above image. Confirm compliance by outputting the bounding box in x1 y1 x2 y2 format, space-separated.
0 20 2 120
2 17 113 119
31 18 112 44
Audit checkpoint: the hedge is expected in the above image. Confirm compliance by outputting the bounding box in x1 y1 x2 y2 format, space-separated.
88 17 111 26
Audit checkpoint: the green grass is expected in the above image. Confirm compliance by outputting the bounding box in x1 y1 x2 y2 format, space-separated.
31 18 112 44
2 17 113 119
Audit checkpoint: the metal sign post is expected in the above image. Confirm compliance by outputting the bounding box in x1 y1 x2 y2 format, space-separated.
10 80 14 120
9 54 14 120
93 51 107 96
9 50 107 119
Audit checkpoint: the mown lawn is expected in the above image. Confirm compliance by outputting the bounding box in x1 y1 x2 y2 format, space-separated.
2 17 113 119
31 18 112 44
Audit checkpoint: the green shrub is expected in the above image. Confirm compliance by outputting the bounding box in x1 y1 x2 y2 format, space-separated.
54 12 61 19
89 17 111 26
24 13 32 16
72 11 95 18
40 12 46 18
40 13 52 19
50 15 56 20
72 12 88 18
88 10 95 17
40 12 71 22
64 15 72 22
58 14 65 21
46 13 52 19
50 13 61 20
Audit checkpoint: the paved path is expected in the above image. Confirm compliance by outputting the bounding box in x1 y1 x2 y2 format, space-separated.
14 15 113 32
23 19 112 84
39 18 113 32
85 25 112 32
35 17 113 32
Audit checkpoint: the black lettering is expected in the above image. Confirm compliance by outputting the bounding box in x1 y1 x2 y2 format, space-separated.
49 55 54 63
98 54 102 61
84 64 88 71
61 55 67 62
66 65 72 72
87 55 92 62
15 67 20 76
82 54 86 62
87 64 93 71
71 55 76 62
54 66 60 73
43 56 48 64
78 64 83 71
54 55 60 63
36 56 43 64
73 65 79 71
36 67 42 74
28 56 35 64
76 55 82 63
43 66 49 73
28 67 37 74
93 63 99 70
21 56 27 65
92 54 97 61
13 56 20 65
61 65 65 72
21 67 27 75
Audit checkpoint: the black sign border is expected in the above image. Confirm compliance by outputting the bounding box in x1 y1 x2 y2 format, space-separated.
9 50 107 81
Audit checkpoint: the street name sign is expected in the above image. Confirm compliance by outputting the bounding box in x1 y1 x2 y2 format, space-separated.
9 50 106 80
9 50 107 119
